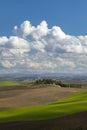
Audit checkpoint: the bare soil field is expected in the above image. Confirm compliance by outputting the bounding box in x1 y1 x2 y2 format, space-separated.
0 111 87 130
0 85 86 130
0 85 81 109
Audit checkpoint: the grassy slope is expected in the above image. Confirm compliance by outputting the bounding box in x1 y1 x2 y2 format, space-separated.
0 80 20 87
0 90 87 122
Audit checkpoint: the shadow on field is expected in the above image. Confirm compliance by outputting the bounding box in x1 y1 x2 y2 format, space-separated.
0 111 87 130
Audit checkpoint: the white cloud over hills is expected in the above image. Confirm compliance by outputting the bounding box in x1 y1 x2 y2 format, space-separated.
0 20 87 74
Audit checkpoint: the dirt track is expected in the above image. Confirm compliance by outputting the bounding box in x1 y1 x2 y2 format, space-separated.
0 111 87 130
0 85 81 109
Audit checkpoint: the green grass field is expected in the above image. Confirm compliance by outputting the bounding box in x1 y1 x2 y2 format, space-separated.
0 80 20 87
0 90 87 122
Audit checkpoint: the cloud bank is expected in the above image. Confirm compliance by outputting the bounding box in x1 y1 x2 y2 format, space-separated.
0 20 87 74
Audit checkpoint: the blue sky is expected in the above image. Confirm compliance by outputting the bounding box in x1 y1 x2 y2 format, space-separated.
0 0 87 36
0 0 87 74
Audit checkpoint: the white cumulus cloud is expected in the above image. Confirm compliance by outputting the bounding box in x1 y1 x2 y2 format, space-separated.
0 20 87 74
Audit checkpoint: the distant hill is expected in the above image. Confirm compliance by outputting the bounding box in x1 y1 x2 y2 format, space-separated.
0 72 87 85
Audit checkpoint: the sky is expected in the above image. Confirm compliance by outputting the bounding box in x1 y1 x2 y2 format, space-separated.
0 0 87 74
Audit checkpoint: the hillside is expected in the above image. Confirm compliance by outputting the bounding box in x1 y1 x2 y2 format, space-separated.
0 81 87 129
0 84 80 108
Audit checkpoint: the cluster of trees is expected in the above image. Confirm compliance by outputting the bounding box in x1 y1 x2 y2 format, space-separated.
35 78 60 85
34 78 67 87
34 78 82 88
